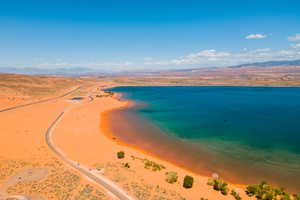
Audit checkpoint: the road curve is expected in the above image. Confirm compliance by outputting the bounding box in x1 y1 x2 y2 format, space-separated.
44 100 135 200
0 86 81 113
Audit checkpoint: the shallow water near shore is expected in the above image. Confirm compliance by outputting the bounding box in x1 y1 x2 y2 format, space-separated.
107 86 300 191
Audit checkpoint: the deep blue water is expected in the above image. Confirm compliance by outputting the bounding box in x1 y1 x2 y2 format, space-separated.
108 86 300 190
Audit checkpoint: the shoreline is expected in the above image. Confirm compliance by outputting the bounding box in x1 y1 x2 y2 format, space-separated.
100 90 300 193
100 92 246 189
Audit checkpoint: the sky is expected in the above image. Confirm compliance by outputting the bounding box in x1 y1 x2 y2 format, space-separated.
1 0 300 71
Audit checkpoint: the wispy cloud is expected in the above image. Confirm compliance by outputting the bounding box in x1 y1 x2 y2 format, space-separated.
245 34 267 39
143 48 300 67
288 34 300 41
291 43 300 48
13 47 300 71
143 57 154 61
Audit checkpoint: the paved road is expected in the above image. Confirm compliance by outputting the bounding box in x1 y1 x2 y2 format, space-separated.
44 97 135 200
0 86 81 113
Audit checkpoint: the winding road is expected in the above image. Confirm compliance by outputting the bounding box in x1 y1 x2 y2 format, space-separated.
44 94 135 200
1 85 135 200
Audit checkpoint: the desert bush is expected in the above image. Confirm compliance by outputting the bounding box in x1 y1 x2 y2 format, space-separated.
183 175 194 188
245 181 293 200
200 198 208 200
207 177 229 195
165 171 178 183
117 151 125 159
130 155 165 171
144 159 165 171
123 163 130 168
231 189 242 200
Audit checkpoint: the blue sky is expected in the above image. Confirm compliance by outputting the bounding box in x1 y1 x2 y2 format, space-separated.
1 0 300 71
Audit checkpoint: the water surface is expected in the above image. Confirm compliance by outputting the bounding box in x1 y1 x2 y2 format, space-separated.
107 86 300 191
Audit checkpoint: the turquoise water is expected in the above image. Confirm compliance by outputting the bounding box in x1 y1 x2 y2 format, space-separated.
108 86 300 190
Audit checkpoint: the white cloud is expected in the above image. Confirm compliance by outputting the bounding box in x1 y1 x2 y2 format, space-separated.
245 34 267 39
252 48 271 52
19 47 300 71
170 49 231 65
291 43 300 48
142 48 300 68
143 57 154 61
288 34 300 41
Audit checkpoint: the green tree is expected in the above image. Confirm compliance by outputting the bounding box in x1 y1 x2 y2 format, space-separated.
165 171 178 184
117 151 125 159
183 175 194 188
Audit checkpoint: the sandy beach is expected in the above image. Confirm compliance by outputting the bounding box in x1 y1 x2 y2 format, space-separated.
51 85 252 200
0 80 262 199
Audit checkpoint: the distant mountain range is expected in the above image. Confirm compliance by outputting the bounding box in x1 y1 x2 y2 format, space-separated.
229 59 300 68
1 59 300 76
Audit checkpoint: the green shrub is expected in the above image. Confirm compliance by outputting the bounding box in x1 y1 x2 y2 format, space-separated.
143 159 165 171
207 177 229 195
245 181 292 200
123 163 130 168
165 171 178 184
117 151 125 159
231 189 242 200
221 187 229 195
130 155 165 171
183 175 194 188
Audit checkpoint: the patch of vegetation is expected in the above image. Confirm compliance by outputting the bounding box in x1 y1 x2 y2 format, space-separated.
165 171 178 184
183 175 194 189
117 151 125 159
131 156 165 171
74 184 106 200
123 163 130 168
0 159 28 181
245 181 298 200
231 189 242 200
7 168 81 200
144 159 165 171
130 181 152 200
207 177 229 195
200 198 208 200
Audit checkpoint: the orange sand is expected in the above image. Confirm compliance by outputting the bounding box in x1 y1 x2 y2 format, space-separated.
0 80 253 200
0 83 112 199
52 87 252 200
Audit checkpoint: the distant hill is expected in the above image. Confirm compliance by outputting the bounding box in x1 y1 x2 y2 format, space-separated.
229 60 300 68
1 59 300 76
0 67 100 76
